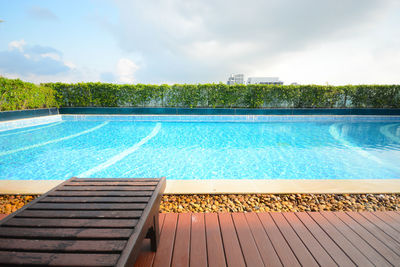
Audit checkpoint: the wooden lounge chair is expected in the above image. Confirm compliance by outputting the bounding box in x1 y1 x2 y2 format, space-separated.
0 177 166 266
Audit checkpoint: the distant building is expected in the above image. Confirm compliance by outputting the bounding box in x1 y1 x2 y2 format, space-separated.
227 74 244 85
247 77 283 85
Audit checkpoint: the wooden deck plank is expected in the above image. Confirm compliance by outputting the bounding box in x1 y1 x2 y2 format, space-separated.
0 238 126 252
231 213 264 267
134 214 166 267
270 212 318 267
131 211 400 267
3 218 138 228
320 212 391 267
47 191 153 197
205 213 226 267
30 203 147 210
360 212 400 241
218 213 246 267
190 213 207 267
346 212 400 253
40 196 150 203
152 213 178 267
0 227 132 239
385 211 400 223
257 213 300 267
133 239 155 267
369 212 400 234
307 212 373 267
335 212 400 264
244 213 282 267
58 186 156 191
171 213 191 267
282 212 336 267
17 210 142 218
0 251 120 266
295 212 357 267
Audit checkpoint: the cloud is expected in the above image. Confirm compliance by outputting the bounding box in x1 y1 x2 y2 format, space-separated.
116 58 139 83
107 0 399 84
0 40 139 84
8 40 26 52
0 40 71 76
28 6 58 21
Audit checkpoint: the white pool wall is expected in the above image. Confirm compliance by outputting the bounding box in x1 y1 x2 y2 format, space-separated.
0 115 62 132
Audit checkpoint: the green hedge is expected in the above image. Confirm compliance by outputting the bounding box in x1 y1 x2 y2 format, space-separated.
1 77 399 110
0 77 58 111
46 82 400 108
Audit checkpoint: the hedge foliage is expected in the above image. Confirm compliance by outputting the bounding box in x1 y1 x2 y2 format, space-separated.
1 76 399 111
0 77 58 111
46 82 400 108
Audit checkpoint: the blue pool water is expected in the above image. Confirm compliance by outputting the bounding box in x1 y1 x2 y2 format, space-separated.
1 115 400 180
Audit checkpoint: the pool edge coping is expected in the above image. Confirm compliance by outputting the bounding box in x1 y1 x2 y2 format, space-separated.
1 179 399 194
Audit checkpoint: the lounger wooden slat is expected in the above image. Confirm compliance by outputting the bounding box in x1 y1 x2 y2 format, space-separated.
0 177 166 266
58 186 156 191
30 203 147 210
0 227 133 239
3 218 139 228
0 238 126 252
41 196 150 203
64 182 159 186
47 190 154 196
0 251 120 266
16 210 143 218
74 178 160 182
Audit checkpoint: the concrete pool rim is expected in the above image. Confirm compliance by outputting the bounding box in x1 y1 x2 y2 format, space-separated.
1 179 399 194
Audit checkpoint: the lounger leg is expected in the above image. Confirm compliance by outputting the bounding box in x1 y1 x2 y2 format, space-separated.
147 213 160 251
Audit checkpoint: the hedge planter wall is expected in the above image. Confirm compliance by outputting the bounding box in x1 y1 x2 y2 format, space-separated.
1 77 399 110
0 77 58 111
47 82 400 109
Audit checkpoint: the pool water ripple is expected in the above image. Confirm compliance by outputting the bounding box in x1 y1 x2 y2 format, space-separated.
1 118 400 180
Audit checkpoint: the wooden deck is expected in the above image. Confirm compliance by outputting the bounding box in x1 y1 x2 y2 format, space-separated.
135 211 400 267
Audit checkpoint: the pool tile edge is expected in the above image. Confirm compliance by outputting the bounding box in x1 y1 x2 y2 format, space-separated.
0 115 62 132
1 179 399 194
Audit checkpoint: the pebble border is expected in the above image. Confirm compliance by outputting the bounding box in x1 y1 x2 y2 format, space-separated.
1 193 399 215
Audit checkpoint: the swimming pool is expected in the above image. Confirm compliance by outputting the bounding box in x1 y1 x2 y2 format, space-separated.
1 115 400 180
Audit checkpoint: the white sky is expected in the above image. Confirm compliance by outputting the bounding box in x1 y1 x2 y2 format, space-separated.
0 0 400 85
